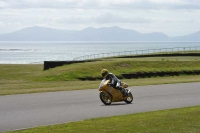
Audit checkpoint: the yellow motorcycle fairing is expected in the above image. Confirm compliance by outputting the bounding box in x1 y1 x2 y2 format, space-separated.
99 80 128 102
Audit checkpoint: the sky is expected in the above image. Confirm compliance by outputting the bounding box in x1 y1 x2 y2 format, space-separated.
0 0 200 37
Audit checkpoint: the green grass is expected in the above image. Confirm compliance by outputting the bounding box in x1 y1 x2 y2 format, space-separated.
2 56 200 132
41 57 200 81
1 75 200 95
1 56 200 95
6 106 200 133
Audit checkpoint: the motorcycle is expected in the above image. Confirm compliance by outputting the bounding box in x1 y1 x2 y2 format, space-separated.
98 79 133 105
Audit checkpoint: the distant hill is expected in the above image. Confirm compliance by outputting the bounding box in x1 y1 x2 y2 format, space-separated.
0 26 199 41
0 26 76 41
170 30 200 42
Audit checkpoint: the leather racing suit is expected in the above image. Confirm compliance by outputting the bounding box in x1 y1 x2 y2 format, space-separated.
105 73 127 96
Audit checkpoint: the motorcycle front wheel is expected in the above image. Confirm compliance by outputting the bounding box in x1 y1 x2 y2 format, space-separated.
99 91 112 105
125 92 133 104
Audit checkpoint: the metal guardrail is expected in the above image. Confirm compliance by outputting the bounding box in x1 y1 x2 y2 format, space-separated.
73 46 200 61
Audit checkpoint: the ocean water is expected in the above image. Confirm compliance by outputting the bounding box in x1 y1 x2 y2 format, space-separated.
0 41 200 64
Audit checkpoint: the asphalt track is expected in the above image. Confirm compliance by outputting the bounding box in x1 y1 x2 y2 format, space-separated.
0 82 200 132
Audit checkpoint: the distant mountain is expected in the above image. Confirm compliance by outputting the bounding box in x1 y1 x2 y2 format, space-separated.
0 26 76 41
0 26 199 41
170 30 200 42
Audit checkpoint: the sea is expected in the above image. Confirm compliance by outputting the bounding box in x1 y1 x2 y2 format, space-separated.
0 41 200 64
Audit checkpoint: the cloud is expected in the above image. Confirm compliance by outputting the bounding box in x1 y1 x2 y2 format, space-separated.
93 13 151 23
57 13 151 24
0 0 199 36
0 21 4 27
1 0 200 10
109 0 200 10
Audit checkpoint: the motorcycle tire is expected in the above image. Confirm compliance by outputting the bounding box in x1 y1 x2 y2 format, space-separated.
99 91 112 105
125 91 133 104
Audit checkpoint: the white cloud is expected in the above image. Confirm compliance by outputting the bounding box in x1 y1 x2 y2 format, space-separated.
53 12 151 24
0 1 6 8
0 21 5 27
93 13 151 23
0 0 200 36
1 0 200 10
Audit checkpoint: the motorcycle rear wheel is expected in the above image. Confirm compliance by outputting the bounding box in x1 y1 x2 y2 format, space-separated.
99 91 112 105
125 92 133 104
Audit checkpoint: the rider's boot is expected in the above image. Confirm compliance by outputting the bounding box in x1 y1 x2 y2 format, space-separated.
120 87 128 97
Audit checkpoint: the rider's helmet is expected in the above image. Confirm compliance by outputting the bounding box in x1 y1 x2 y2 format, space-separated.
101 69 109 78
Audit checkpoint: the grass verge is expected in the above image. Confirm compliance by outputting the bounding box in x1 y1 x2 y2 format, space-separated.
6 106 200 133
1 56 200 95
1 74 200 95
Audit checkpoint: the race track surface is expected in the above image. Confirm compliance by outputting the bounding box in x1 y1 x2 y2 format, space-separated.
0 82 200 132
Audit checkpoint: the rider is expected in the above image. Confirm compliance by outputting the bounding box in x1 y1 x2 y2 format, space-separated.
101 69 128 97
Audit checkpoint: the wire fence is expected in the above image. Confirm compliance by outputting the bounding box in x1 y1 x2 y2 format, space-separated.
73 46 200 61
